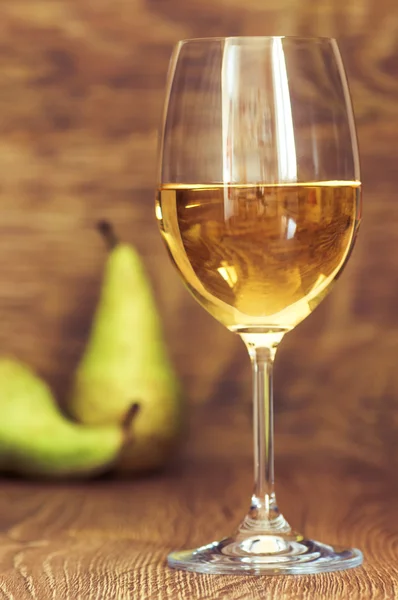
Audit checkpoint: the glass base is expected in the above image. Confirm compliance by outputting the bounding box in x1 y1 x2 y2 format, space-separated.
167 535 363 575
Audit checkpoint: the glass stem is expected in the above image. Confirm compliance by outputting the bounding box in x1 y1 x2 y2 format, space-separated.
240 332 291 534
251 345 277 517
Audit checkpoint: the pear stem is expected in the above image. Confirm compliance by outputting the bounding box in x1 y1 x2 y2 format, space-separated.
122 402 140 442
97 220 119 250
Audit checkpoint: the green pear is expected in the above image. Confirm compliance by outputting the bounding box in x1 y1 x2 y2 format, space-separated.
68 222 182 473
0 359 133 478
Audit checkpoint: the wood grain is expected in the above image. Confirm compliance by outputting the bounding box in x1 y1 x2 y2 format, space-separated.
0 415 397 600
0 0 395 415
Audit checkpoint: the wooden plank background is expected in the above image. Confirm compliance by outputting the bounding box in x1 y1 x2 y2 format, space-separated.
0 0 397 469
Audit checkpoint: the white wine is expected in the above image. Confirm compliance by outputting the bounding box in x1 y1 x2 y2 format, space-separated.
156 182 361 332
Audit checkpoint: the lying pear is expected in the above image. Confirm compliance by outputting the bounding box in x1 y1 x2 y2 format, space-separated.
68 222 182 473
0 358 134 478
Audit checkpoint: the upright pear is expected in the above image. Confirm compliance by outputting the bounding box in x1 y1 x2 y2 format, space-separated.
0 359 132 478
68 222 182 473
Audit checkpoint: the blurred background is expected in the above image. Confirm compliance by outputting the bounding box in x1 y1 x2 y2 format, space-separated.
0 0 397 469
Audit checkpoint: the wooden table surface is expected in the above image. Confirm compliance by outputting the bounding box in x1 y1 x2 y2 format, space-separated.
0 405 396 600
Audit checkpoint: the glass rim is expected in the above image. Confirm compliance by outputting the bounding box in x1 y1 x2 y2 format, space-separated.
177 35 337 45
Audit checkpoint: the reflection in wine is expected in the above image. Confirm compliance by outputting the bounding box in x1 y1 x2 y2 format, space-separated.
157 182 360 332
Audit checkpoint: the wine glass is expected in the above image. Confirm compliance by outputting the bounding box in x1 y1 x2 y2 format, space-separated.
156 36 362 575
